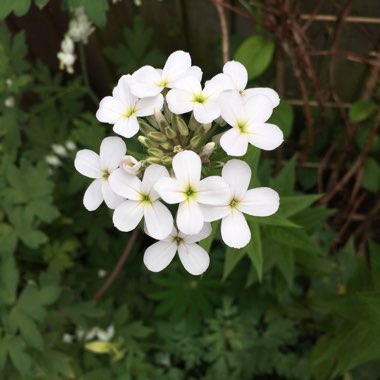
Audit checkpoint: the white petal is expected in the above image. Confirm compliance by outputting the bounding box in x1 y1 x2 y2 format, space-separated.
183 65 203 82
162 50 191 82
144 201 174 240
219 91 246 127
99 136 126 171
113 200 144 232
154 177 185 204
222 159 251 198
203 73 234 98
172 150 201 186
178 243 210 275
96 96 125 124
108 168 142 200
197 176 230 205
248 122 284 151
177 201 204 235
182 222 212 244
136 94 164 117
243 87 280 107
113 116 140 138
112 75 136 106
101 181 124 209
141 164 170 196
143 241 177 272
83 179 103 211
220 128 249 156
223 61 248 92
166 89 194 115
193 101 220 124
75 150 102 179
131 66 162 98
201 205 230 222
238 187 280 216
172 75 202 93
221 211 251 249
245 95 273 123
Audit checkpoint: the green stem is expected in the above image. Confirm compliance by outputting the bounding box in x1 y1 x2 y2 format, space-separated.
78 42 99 106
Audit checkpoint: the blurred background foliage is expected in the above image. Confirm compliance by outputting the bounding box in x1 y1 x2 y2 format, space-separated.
0 0 380 379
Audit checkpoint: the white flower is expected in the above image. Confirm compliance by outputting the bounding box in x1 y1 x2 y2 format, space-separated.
166 73 232 124
143 223 211 275
98 269 107 278
62 333 74 344
154 150 230 235
57 35 76 74
120 155 141 175
74 137 126 211
97 325 115 342
45 154 62 167
61 34 75 53
131 50 202 98
52 144 67 157
219 91 283 156
109 164 174 239
219 60 280 107
4 96 15 108
65 140 77 151
96 74 163 138
68 7 95 44
203 160 279 248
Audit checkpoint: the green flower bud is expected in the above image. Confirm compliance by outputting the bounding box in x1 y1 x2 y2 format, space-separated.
85 341 114 354
138 136 158 148
165 126 177 139
173 115 189 136
160 155 173 166
209 161 224 169
146 157 162 164
159 141 172 150
214 116 226 126
148 131 168 142
190 135 201 148
146 115 159 129
188 113 200 131
147 148 164 158
139 119 157 135
198 123 212 136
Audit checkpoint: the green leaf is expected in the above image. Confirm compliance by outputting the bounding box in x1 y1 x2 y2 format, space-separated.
278 194 322 218
81 0 109 27
34 0 50 8
8 337 32 376
223 247 246 280
270 156 297 195
199 221 219 251
247 214 300 228
361 158 380 193
268 100 294 138
39 285 61 305
0 254 19 306
349 100 377 123
246 221 263 281
0 223 18 255
13 0 31 16
0 0 13 20
234 36 275 80
291 207 335 231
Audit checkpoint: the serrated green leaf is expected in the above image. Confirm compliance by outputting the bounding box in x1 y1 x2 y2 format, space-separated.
247 214 300 228
349 100 377 123
234 36 275 80
8 337 32 376
0 223 18 255
39 285 61 305
17 286 46 321
223 246 246 280
270 156 297 195
0 254 19 306
291 207 334 231
278 194 322 218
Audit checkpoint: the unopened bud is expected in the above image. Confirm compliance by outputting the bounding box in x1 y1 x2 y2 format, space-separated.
209 161 224 169
147 148 164 158
159 141 172 150
121 155 141 175
85 341 114 354
199 123 212 135
173 145 183 153
160 156 173 166
146 157 161 164
173 115 189 136
148 131 167 143
165 126 177 139
190 135 201 148
139 119 157 135
200 142 215 157
188 113 200 131
154 109 167 128
146 115 159 129
52 144 67 157
138 136 158 148
211 132 224 145
214 116 226 126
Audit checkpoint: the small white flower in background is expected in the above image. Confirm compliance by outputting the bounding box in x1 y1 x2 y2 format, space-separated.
96 325 115 342
144 223 211 275
76 325 115 342
120 155 141 175
65 140 77 151
57 34 76 74
219 91 284 156
110 164 174 239
5 78 12 88
74 137 126 211
52 144 67 157
131 50 202 98
166 73 231 124
68 7 95 44
98 269 107 278
203 160 279 248
219 60 280 107
154 150 230 235
45 154 62 167
96 74 164 138
62 333 75 344
4 96 15 108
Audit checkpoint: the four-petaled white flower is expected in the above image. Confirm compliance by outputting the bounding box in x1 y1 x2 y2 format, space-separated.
219 91 284 156
203 160 279 248
96 74 163 138
109 164 174 240
74 137 125 211
166 73 232 124
131 50 202 98
219 60 280 107
154 150 230 235
143 223 211 275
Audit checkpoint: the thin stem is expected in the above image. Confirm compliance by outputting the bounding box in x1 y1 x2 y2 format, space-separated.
211 0 229 63
78 42 99 106
93 228 140 301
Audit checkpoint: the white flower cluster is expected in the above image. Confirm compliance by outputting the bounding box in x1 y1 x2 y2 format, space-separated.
46 140 77 171
57 7 94 74
75 51 284 276
63 325 115 344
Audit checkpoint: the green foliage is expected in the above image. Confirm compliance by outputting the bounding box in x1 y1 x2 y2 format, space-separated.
348 99 377 123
